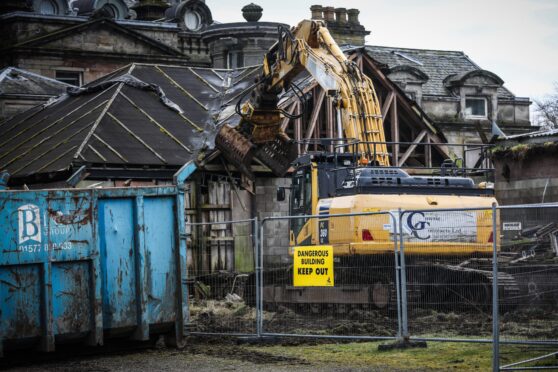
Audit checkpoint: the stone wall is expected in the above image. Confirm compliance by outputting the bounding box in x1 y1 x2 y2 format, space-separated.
255 177 291 265
493 153 558 205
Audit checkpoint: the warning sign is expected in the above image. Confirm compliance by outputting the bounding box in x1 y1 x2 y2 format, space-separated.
293 245 334 287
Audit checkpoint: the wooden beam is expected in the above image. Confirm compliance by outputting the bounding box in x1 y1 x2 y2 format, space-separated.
425 135 432 168
390 97 399 166
303 88 326 153
356 53 363 71
381 91 395 119
280 102 297 130
326 96 334 152
398 130 427 165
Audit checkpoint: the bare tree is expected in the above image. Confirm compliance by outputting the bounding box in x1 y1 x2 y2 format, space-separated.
534 83 558 129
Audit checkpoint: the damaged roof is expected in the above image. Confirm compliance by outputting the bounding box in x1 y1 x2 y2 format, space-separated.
0 67 73 97
0 63 259 180
365 45 516 99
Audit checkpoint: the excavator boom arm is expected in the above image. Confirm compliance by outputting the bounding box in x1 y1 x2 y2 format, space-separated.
215 19 389 177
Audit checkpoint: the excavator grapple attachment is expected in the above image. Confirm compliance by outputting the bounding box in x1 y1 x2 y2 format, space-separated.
215 124 298 178
215 124 255 177
253 134 298 177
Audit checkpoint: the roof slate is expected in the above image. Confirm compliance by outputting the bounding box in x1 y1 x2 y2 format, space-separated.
0 63 260 178
365 45 515 99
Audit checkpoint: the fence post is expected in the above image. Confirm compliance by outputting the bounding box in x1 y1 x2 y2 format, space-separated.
398 208 409 339
492 203 499 371
254 217 262 337
392 212 403 340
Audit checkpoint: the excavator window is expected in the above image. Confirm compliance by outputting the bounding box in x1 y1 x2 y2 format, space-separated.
290 166 312 238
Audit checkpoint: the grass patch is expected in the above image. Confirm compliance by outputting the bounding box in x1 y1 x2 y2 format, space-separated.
246 340 558 371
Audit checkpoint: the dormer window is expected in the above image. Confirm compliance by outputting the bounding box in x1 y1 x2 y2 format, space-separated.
465 97 487 119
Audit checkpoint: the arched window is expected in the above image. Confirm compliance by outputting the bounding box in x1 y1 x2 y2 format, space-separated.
102 4 119 18
39 0 58 15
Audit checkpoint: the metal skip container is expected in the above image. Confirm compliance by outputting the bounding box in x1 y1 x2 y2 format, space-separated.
0 162 196 356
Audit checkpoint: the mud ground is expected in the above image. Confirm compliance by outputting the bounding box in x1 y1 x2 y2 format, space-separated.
2 339 420 372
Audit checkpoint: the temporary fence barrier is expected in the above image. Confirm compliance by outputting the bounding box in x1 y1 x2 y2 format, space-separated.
259 211 400 340
184 203 558 371
186 218 258 336
495 204 558 371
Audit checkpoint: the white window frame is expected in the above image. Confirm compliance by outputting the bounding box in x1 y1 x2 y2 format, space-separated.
226 51 244 69
464 97 488 119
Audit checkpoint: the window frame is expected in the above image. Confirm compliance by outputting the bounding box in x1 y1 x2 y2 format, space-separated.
464 96 488 119
226 50 244 69
55 70 83 87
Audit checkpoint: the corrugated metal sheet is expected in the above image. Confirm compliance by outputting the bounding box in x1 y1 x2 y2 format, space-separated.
0 63 260 179
503 128 558 140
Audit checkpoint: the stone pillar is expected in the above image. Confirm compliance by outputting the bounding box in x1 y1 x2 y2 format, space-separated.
310 4 323 20
348 8 360 24
335 7 347 24
323 6 335 22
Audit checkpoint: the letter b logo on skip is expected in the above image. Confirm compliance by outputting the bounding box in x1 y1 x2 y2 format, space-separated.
18 204 41 244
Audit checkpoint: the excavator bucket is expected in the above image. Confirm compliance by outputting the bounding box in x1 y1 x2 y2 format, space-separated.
214 124 255 177
215 124 298 177
253 134 298 177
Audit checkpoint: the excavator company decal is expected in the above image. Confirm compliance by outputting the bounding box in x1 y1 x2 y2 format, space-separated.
406 211 477 242
293 245 334 287
406 212 431 240
386 210 477 243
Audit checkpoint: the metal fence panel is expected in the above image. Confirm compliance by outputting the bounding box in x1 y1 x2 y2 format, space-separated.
260 212 400 339
398 207 495 340
186 219 258 335
496 205 558 370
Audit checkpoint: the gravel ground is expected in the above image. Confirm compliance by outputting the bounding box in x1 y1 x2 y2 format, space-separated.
1 340 415 372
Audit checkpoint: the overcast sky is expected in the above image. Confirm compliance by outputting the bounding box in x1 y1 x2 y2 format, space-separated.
209 0 558 103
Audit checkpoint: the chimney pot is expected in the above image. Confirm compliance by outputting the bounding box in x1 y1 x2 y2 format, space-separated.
310 5 323 20
323 6 335 22
347 8 360 24
334 7 347 24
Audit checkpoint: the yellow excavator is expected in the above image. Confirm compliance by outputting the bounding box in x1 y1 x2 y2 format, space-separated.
215 20 516 310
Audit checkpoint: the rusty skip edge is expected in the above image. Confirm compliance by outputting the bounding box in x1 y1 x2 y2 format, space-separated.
0 161 197 356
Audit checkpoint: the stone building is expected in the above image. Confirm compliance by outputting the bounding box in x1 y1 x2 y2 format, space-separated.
0 1 539 271
491 129 558 205
0 0 216 86
364 46 533 149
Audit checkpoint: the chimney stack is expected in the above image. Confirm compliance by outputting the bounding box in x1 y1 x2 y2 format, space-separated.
310 5 323 20
323 6 335 22
334 7 347 24
347 8 360 25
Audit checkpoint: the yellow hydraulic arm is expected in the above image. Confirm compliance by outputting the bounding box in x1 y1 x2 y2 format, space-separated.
215 19 390 177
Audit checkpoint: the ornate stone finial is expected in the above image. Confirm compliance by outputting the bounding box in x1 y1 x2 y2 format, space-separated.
242 3 262 22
